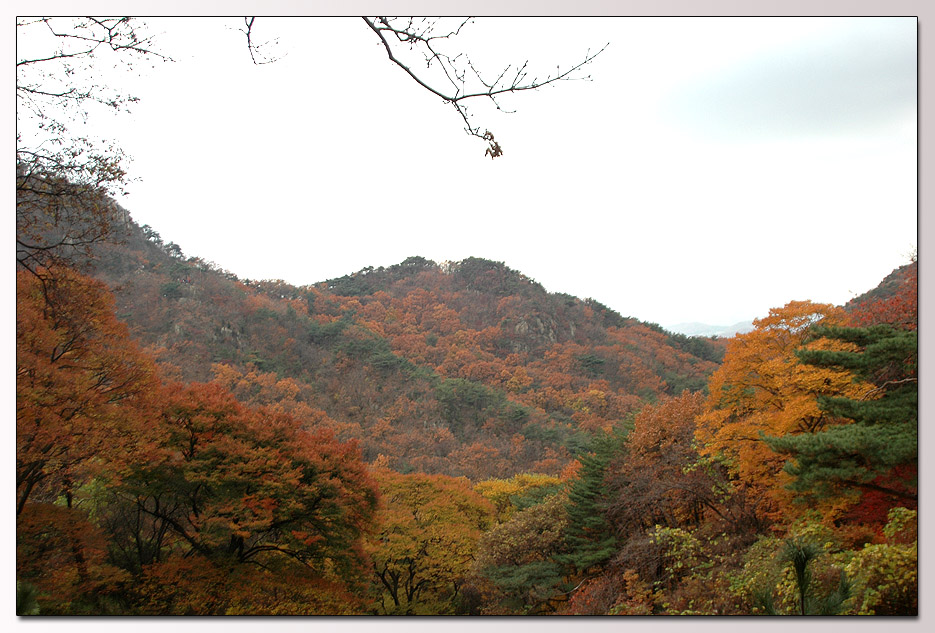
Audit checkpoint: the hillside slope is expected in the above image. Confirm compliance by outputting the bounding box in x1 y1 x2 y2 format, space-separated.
86 221 724 480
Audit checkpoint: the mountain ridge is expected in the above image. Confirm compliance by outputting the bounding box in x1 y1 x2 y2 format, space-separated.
81 220 725 480
665 320 755 338
75 209 914 482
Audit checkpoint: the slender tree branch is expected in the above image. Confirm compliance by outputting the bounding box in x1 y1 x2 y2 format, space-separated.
241 17 284 65
858 377 917 400
361 16 607 157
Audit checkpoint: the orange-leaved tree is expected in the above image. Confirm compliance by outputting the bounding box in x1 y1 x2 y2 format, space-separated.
695 301 870 523
17 500 130 614
100 381 380 613
16 267 161 515
16 267 163 612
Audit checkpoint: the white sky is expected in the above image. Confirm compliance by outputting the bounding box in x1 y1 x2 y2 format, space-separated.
17 16 917 327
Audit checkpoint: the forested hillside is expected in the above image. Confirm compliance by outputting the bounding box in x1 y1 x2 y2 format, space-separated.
17 199 917 615
82 220 723 480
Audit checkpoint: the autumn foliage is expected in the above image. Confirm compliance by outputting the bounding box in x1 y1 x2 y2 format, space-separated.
16 268 160 514
367 469 494 614
695 301 871 522
16 204 916 615
17 267 381 613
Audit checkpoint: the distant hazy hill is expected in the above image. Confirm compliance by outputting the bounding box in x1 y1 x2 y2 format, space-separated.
666 321 755 338
666 258 917 338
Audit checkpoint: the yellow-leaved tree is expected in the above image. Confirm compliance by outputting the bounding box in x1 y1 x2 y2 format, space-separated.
367 469 495 615
474 473 564 523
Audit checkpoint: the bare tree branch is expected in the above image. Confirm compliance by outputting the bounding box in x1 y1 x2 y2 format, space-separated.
236 17 605 157
361 16 608 158
16 18 167 283
240 17 285 65
858 377 918 401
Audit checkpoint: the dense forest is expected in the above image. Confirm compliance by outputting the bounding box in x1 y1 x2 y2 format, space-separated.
16 185 918 615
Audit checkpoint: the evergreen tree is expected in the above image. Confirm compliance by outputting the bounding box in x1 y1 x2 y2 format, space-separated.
556 425 629 575
765 325 917 501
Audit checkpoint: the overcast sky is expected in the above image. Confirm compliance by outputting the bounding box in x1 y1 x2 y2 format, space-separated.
18 16 917 328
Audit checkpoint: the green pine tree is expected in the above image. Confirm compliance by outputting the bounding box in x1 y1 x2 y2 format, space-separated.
765 324 917 501
555 425 629 575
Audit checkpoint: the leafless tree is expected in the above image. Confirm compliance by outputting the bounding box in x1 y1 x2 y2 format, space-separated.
242 17 608 158
16 17 169 277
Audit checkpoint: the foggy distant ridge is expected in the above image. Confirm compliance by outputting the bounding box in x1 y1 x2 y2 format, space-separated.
666 321 755 337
